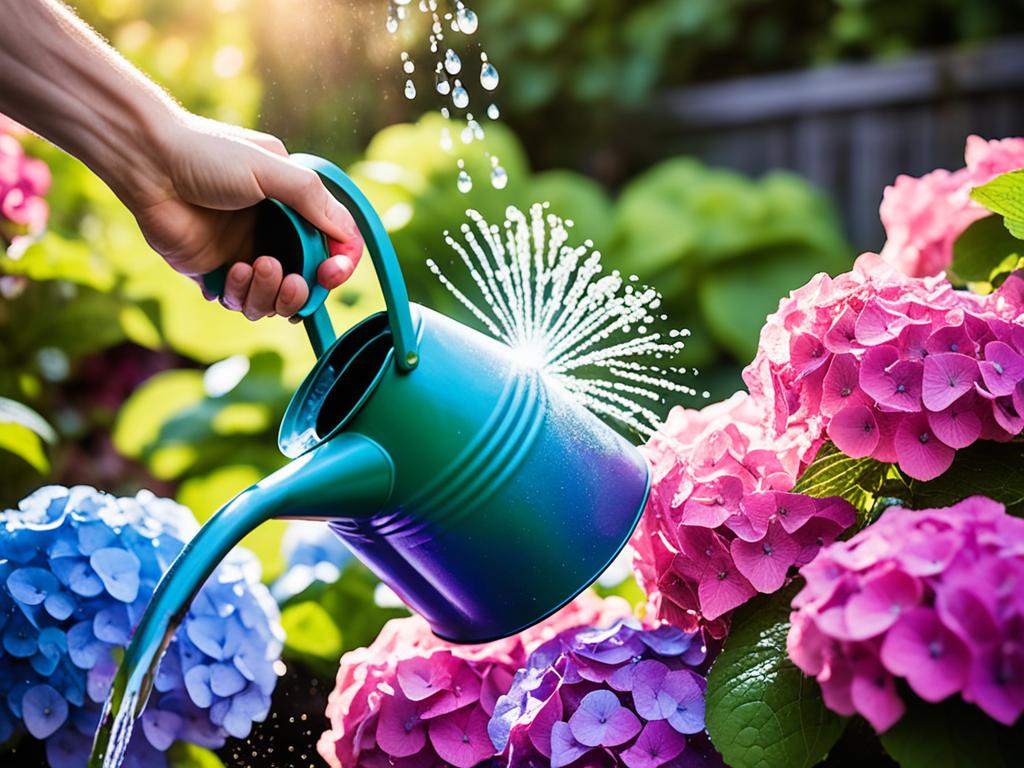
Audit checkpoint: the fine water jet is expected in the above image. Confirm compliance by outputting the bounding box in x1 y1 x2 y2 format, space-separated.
88 155 650 767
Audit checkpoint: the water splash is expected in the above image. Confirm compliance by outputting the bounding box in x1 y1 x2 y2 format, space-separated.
427 204 695 436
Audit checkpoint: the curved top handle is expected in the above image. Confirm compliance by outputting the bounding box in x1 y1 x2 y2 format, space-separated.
201 154 419 371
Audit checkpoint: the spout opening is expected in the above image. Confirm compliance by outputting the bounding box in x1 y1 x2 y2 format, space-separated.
280 312 395 457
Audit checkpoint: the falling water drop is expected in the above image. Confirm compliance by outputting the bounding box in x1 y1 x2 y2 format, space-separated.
480 61 499 91
456 3 478 34
436 71 451 95
403 59 415 74
487 103 500 120
490 165 508 190
444 49 462 75
404 79 416 99
386 14 398 33
452 80 469 109
440 127 453 151
457 170 473 194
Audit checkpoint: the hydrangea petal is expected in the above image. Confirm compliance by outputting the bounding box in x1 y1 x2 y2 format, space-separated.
22 684 68 739
880 608 971 702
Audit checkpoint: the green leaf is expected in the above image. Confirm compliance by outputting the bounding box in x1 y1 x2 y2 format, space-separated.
0 423 49 473
167 742 225 768
879 695 1024 768
901 440 1024 516
971 170 1024 224
791 442 891 522
0 397 56 442
281 600 344 669
951 215 1023 283
706 586 846 768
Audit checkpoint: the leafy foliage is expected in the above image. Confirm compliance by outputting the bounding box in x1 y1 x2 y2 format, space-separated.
898 440 1024 516
610 159 851 367
951 214 1024 285
791 442 894 525
706 585 846 768
879 693 1024 768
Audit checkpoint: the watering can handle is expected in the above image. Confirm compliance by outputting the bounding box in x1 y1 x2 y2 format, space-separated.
200 154 419 370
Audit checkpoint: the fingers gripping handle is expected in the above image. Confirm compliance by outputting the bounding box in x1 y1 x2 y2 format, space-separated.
201 154 419 370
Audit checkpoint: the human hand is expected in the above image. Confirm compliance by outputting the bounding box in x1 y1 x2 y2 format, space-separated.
127 113 364 320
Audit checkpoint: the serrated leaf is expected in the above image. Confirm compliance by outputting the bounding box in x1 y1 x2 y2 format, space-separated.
791 442 891 522
951 215 1023 283
706 586 846 768
901 440 1024 516
971 170 1024 223
879 695 1024 768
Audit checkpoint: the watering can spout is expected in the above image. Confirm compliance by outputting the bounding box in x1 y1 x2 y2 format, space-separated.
87 434 393 768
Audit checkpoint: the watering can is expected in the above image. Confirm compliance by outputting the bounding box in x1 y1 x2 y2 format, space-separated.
91 154 649 765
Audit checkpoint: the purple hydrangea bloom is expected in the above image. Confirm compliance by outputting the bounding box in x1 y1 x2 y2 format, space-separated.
488 618 724 768
0 486 284 768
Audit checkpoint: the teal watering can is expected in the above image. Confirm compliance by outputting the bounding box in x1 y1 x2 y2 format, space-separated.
90 154 649 766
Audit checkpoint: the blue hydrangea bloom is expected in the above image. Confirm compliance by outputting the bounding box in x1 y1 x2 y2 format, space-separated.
270 521 350 603
0 486 284 768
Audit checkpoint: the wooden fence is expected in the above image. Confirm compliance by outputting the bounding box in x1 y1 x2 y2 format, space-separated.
648 37 1024 252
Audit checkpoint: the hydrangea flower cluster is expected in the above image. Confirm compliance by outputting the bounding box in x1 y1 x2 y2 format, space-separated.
0 486 283 768
489 618 722 768
269 521 351 603
743 253 1024 481
0 115 50 258
631 392 856 638
317 591 630 768
879 134 1024 277
787 496 1024 733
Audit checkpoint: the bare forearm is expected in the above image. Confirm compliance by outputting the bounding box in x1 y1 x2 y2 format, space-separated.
0 0 181 207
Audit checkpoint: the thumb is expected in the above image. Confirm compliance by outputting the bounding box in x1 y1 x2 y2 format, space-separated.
253 153 359 248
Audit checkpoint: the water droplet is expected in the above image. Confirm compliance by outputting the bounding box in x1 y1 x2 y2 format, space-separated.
444 49 462 75
386 14 398 33
461 125 474 144
452 81 469 108
403 59 415 74
480 61 499 90
394 0 411 5
440 128 453 151
456 4 478 34
435 71 451 95
490 165 508 189
404 79 416 99
487 103 500 120
457 170 473 193
440 107 450 119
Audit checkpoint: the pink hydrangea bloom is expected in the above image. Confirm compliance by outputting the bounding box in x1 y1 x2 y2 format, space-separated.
1 114 50 258
630 392 856 639
743 254 1024 480
880 135 1024 277
316 591 630 768
787 496 1024 732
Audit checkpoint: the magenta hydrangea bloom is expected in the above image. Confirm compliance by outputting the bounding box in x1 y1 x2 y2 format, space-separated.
879 134 1024 278
744 253 1024 481
787 496 1024 732
630 393 856 639
0 114 50 258
488 618 723 768
317 592 630 768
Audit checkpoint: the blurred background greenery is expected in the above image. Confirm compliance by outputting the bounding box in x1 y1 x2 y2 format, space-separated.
1 1 1022 763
